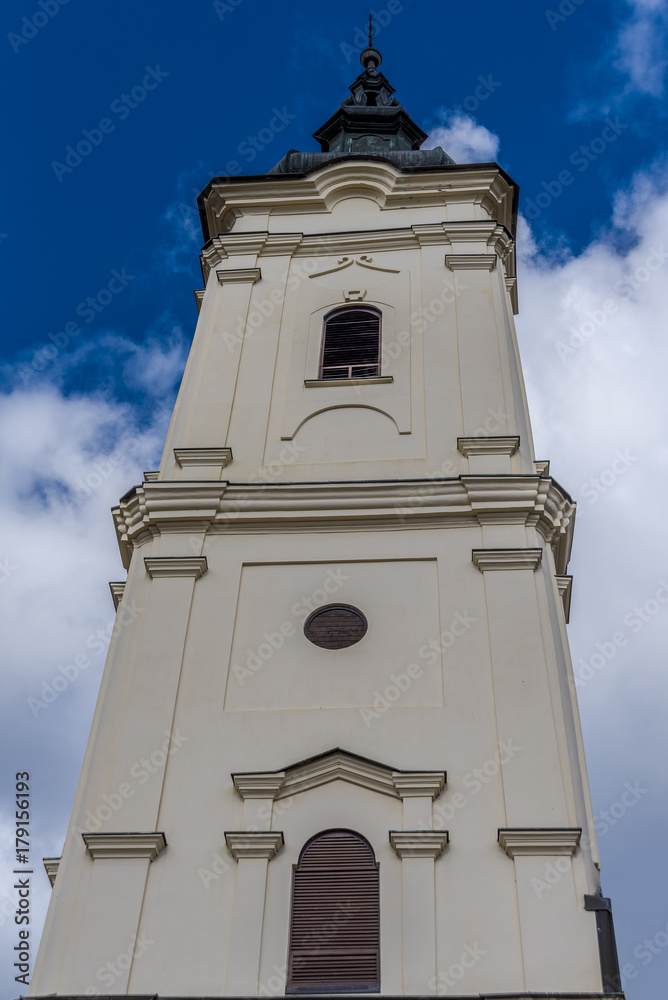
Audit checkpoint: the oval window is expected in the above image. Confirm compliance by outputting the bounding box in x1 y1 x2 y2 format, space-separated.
303 605 368 649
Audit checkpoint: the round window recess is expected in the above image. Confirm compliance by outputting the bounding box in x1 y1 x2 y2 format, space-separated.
303 605 368 650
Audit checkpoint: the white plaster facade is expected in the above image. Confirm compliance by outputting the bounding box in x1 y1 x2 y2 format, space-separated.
30 147 617 998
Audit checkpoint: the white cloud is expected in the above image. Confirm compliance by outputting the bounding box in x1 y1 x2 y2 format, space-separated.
616 0 668 96
517 162 668 981
424 112 500 164
0 334 185 989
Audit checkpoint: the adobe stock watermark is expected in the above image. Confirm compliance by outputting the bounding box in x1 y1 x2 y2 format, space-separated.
8 0 71 54
340 2 412 63
27 600 144 716
73 730 189 834
233 568 351 684
555 246 668 361
573 579 668 687
17 265 135 383
532 780 648 898
0 557 18 592
578 449 638 511
545 0 587 31
82 933 153 995
223 258 319 352
51 66 169 182
429 943 488 994
198 798 294 888
446 74 502 117
524 118 628 221
394 407 512 522
213 0 243 21
429 740 522 830
360 611 477 727
620 917 668 989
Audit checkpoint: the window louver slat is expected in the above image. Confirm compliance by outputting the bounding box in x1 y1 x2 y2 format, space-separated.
320 308 381 380
287 830 380 993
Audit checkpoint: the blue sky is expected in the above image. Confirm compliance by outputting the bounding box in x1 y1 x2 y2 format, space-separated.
2 1 668 997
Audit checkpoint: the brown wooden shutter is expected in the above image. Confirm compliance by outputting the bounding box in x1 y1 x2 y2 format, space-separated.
320 308 381 380
287 830 380 993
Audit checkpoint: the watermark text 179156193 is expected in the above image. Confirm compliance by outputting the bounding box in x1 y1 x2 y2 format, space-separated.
14 771 32 987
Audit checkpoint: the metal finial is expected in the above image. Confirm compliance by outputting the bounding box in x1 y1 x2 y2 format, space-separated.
368 12 374 48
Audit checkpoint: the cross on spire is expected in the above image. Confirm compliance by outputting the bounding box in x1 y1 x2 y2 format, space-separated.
368 12 374 48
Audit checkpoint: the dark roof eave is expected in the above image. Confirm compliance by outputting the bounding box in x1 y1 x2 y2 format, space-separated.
197 158 519 243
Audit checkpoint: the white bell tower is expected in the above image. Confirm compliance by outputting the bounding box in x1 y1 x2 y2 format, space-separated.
31 41 624 1000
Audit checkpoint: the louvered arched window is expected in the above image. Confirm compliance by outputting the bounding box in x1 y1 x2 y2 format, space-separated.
287 829 380 993
319 307 381 380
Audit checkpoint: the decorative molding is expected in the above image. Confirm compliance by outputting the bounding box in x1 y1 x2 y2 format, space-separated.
305 376 393 388
109 581 125 610
535 460 550 476
343 289 367 301
144 471 159 482
309 255 399 279
445 254 497 271
144 556 208 580
112 476 576 575
458 436 520 457
216 267 261 285
391 773 446 799
224 831 284 861
232 749 446 803
556 574 573 623
193 289 205 312
200 163 516 266
82 832 167 861
498 828 581 857
233 774 286 800
505 275 517 292
389 830 449 859
472 548 543 572
174 447 233 469
43 857 60 887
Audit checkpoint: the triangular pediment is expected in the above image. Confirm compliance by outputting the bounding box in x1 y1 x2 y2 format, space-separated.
232 748 445 801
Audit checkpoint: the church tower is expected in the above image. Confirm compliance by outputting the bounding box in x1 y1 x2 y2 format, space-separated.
31 41 624 1000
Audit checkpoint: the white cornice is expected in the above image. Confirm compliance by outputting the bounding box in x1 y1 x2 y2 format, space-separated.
144 556 208 579
216 267 261 285
194 289 205 313
43 857 60 887
224 830 284 860
144 470 159 482
458 436 519 457
445 254 497 270
82 832 167 861
389 830 449 859
109 581 125 610
391 773 446 798
556 574 573 623
498 828 581 857
112 476 576 574
472 548 543 572
232 750 446 803
174 447 233 468
305 377 393 388
233 774 286 800
200 221 515 282
201 161 516 250
534 460 550 476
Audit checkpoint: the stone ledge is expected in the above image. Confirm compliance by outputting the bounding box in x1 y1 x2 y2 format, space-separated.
174 447 233 468
389 830 449 859
43 857 60 887
498 827 582 857
109 581 125 610
224 830 284 860
82 832 167 861
446 253 497 270
458 436 520 457
144 557 208 580
216 267 261 284
473 548 543 572
27 993 625 1000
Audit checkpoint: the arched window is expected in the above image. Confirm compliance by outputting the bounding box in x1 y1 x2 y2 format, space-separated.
319 308 381 380
287 829 380 993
